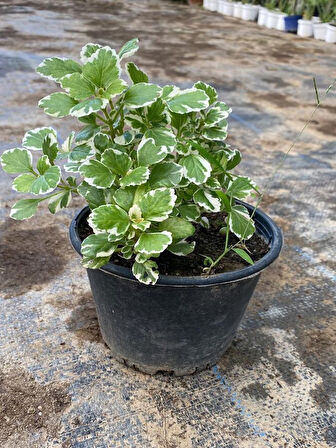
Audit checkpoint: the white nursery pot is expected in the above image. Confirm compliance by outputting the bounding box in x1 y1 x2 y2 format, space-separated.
217 0 226 14
204 0 217 11
297 19 313 37
313 23 328 40
276 13 287 31
241 4 259 21
221 1 234 16
325 24 336 43
233 2 243 18
312 16 321 23
258 8 268 26
266 11 280 29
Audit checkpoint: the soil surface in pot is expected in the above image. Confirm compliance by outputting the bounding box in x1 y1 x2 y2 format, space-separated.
79 212 269 276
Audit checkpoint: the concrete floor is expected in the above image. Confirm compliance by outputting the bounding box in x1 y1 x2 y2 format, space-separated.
0 0 335 446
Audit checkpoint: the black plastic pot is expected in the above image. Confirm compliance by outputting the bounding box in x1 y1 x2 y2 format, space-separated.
69 203 283 375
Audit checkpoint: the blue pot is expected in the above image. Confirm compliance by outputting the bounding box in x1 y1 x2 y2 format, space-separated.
284 15 302 32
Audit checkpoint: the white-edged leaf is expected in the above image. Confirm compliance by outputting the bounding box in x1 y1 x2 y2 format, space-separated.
88 204 130 236
233 248 254 265
82 256 110 269
180 154 212 185
36 57 81 82
101 148 132 176
36 155 51 174
204 106 229 127
134 231 172 256
193 188 221 212
39 93 78 117
140 188 176 222
132 260 159 285
144 127 176 151
120 166 149 188
75 124 100 143
114 130 136 146
124 83 161 109
194 81 217 105
10 198 41 220
168 240 195 256
177 204 200 222
69 144 94 162
12 173 36 192
80 43 102 63
30 165 61 195
70 98 108 118
78 181 106 209
114 186 136 211
48 190 72 214
149 162 183 189
79 159 115 189
229 205 255 240
60 73 95 100
167 88 209 114
82 233 117 259
226 176 257 199
137 138 167 166
126 62 149 84
1 148 32 173
157 217 195 241
161 85 180 101
119 38 139 60
64 161 82 173
22 127 57 151
203 123 228 141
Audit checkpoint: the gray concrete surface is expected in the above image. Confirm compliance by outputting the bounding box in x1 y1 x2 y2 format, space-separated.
0 0 335 446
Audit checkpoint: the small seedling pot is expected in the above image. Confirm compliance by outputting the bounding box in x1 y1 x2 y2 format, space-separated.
203 0 217 11
297 19 313 37
313 22 328 40
241 4 259 21
266 11 281 29
284 15 302 32
220 0 234 16
325 24 336 43
70 203 283 376
276 13 287 31
233 2 243 18
258 7 268 26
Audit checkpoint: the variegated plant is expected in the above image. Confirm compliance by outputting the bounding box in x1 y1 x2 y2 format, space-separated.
0 39 258 285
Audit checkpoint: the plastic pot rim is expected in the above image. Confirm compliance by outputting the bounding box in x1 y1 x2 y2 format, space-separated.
69 201 283 287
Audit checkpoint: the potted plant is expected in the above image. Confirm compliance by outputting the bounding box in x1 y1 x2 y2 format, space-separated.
0 40 282 375
233 1 244 18
204 0 218 11
264 0 282 28
283 0 302 32
258 2 270 26
297 0 317 37
276 0 290 30
324 2 336 43
218 0 235 15
241 0 260 21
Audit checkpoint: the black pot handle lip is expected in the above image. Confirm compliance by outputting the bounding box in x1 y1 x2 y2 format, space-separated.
69 201 283 287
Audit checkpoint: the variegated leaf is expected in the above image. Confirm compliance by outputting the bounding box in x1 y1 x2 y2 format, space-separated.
134 231 172 256
126 62 149 84
119 38 139 60
39 93 78 117
1 148 32 174
36 57 81 82
194 81 217 105
88 204 130 236
80 43 102 63
124 83 161 109
12 173 36 192
149 162 183 188
101 148 132 176
180 154 212 185
60 73 95 100
168 240 195 256
30 165 61 195
120 166 150 188
137 138 167 166
157 217 195 241
81 233 117 259
193 188 221 212
22 127 57 151
79 159 115 189
140 188 176 222
70 98 108 118
167 88 209 114
229 205 255 240
132 260 159 285
48 190 72 214
10 198 41 220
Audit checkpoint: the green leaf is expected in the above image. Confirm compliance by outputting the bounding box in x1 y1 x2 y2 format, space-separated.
170 112 188 133
140 188 176 222
137 138 167 166
42 136 58 164
203 122 228 141
177 204 200 222
194 81 217 105
80 43 102 63
82 46 124 93
78 181 106 209
180 154 212 185
229 205 255 240
167 88 209 114
113 186 136 211
22 127 57 151
12 173 36 192
158 217 195 241
233 248 254 265
64 161 82 173
81 233 117 259
39 93 78 117
168 240 195 256
126 62 149 84
226 176 257 199
124 83 161 109
93 133 111 152
149 162 183 188
69 144 93 162
119 38 139 60
30 165 61 195
147 99 166 125
161 85 180 101
204 106 229 127
120 166 150 188
37 155 51 174
101 148 132 176
114 130 136 146
132 260 159 285
75 124 100 143
60 73 95 100
48 190 71 214
226 149 241 170
79 160 115 189
82 256 110 269
134 231 172 256
10 198 41 220
36 57 81 82
144 127 176 150
88 204 130 236
70 98 108 118
193 188 221 212
1 148 32 174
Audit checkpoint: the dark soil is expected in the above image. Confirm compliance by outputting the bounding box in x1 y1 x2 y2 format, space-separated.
79 212 269 276
0 367 70 446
